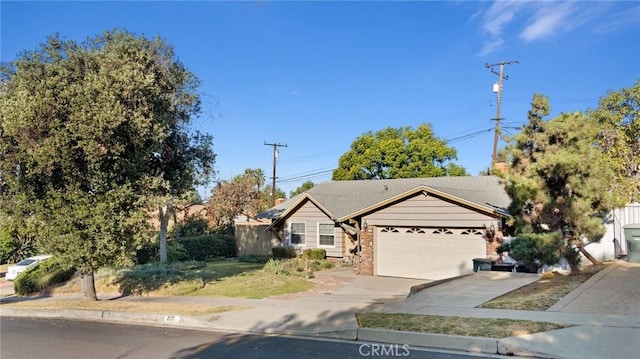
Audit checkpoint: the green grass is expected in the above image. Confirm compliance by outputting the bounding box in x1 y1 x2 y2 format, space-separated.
191 272 314 298
51 259 315 299
356 313 569 338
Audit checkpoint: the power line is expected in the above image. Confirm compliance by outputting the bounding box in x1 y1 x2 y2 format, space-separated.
445 128 494 144
275 127 496 186
277 169 335 184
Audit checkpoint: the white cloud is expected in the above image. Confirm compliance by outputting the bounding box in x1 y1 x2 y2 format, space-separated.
520 2 577 42
477 38 504 57
476 0 526 56
474 1 618 55
593 5 640 34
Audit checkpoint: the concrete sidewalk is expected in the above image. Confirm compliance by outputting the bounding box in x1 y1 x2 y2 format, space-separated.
1 262 639 358
376 262 640 358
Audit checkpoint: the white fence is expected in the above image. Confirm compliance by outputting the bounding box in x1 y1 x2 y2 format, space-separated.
588 203 640 262
501 204 640 272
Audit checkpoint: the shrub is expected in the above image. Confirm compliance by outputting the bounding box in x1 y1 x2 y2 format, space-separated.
178 234 236 261
263 258 290 276
272 246 296 259
498 233 563 272
14 258 76 295
166 241 188 262
320 259 334 269
135 241 158 265
116 262 197 295
172 217 210 238
302 248 326 260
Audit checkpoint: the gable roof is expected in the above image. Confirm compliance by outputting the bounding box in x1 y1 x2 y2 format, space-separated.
259 176 511 225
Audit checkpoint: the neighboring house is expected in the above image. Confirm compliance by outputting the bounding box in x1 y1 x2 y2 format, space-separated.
587 203 640 262
257 176 511 281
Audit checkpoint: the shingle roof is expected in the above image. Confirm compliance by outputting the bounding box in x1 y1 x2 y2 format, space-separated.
258 176 511 221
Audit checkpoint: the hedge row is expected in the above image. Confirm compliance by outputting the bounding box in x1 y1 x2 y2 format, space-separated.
271 247 326 260
136 233 236 264
14 258 76 295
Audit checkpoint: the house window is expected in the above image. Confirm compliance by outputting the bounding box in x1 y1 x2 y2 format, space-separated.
433 228 453 235
290 223 306 245
461 228 483 236
318 223 335 246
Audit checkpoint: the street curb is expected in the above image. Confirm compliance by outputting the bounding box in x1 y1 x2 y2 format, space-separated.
356 328 498 354
0 307 359 340
1 307 498 354
0 308 213 330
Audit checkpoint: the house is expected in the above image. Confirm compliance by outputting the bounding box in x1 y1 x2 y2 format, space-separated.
587 203 640 261
258 176 511 280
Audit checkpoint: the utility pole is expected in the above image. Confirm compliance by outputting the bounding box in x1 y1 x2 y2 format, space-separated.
485 60 518 171
264 141 287 206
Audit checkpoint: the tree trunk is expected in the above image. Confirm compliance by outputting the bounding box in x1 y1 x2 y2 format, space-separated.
578 244 603 266
79 269 97 301
159 206 168 263
567 257 581 274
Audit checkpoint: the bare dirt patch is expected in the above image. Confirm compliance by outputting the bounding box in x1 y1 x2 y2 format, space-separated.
272 268 355 299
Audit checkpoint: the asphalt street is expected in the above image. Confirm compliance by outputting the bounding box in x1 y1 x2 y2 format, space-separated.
0 317 510 359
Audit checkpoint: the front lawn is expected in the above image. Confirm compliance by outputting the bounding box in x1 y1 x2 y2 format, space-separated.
356 313 569 338
49 259 318 299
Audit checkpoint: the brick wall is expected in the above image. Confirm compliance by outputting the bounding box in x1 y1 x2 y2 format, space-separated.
485 231 504 260
354 227 374 275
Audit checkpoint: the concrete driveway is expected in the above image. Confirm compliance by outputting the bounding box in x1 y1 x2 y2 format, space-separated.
548 261 640 315
383 270 540 313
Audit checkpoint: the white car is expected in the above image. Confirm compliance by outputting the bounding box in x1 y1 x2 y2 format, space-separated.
5 255 53 281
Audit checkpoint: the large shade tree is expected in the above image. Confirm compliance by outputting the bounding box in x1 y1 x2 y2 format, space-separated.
587 80 640 202
290 180 315 197
208 168 266 226
502 94 623 271
0 30 214 299
332 123 467 180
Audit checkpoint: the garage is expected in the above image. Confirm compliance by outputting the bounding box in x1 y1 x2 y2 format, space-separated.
375 226 486 280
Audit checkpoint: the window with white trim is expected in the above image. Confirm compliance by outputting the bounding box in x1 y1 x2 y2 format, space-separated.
290 222 306 245
318 223 335 246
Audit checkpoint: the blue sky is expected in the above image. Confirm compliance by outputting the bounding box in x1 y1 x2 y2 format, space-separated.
2 1 639 197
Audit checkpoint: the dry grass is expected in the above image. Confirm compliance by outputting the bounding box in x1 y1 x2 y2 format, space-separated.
2 300 247 316
48 261 314 299
357 313 568 338
357 264 607 338
479 264 607 310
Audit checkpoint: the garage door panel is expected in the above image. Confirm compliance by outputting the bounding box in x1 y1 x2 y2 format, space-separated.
376 229 485 280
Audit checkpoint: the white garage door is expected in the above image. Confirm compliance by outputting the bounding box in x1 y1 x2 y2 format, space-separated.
376 227 486 280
